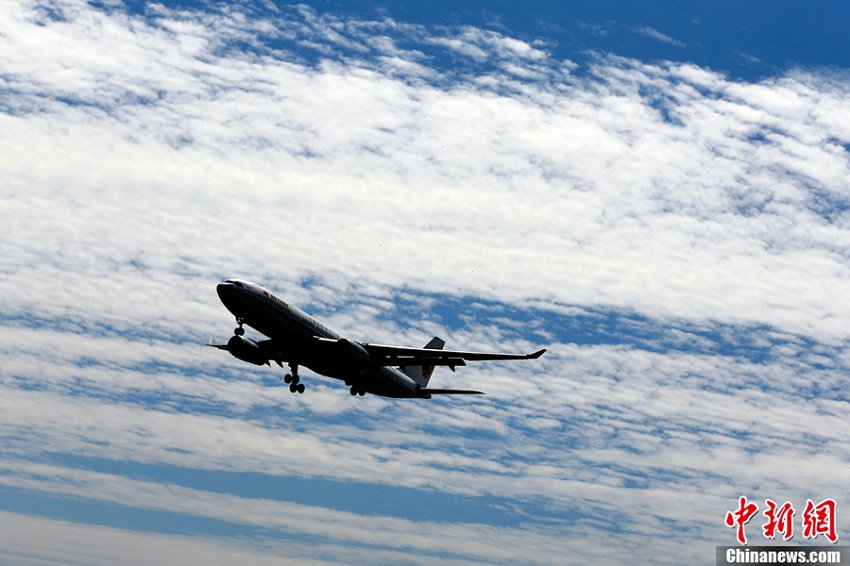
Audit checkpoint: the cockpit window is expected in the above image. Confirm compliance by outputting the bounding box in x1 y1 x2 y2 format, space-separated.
225 279 244 288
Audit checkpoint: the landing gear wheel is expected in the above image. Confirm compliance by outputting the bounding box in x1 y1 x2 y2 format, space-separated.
358 387 366 396
285 362 303 393
349 386 358 396
287 363 300 384
234 326 245 336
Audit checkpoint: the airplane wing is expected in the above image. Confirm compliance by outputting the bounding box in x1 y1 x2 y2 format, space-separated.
361 343 546 368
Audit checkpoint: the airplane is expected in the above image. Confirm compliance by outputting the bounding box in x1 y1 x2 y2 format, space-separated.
208 279 546 398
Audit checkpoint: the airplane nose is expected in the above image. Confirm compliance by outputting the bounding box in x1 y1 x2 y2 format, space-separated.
217 282 242 315
217 281 234 302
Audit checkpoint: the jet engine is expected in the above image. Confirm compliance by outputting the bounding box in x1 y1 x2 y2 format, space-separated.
226 335 269 366
337 339 372 369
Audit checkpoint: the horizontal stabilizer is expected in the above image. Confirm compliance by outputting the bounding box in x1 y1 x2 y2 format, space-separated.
419 389 484 396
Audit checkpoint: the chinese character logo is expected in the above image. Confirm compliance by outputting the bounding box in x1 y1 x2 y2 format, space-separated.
725 496 759 544
763 499 795 541
802 498 838 543
725 497 839 544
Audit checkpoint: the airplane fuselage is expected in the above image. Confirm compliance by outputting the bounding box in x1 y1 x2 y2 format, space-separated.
217 280 420 397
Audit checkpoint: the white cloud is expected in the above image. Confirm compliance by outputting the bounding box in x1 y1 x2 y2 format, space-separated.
430 27 548 63
633 26 686 47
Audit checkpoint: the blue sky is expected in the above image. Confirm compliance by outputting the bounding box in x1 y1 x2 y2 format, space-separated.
1 1 850 564
314 0 850 78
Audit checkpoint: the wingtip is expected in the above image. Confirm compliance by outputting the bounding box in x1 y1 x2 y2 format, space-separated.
529 348 547 359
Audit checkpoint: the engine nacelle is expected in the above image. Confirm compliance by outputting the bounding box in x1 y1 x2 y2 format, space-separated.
337 339 372 369
227 335 269 366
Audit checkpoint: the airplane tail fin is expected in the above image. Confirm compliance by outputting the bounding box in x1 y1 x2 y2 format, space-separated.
401 336 444 388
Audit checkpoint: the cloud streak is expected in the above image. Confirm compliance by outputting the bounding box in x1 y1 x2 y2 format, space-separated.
633 26 686 47
3 1 849 342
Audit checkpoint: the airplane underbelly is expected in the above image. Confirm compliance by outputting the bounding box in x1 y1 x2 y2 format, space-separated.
226 293 314 341
301 362 416 398
365 368 419 398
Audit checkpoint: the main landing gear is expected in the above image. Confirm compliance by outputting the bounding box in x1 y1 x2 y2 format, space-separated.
349 384 366 396
284 363 305 394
